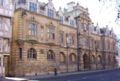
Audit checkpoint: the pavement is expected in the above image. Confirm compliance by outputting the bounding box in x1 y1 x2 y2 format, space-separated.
0 68 120 81
33 68 120 81
25 69 113 80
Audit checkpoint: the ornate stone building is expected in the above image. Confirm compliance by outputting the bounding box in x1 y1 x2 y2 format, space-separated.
65 2 117 71
9 0 118 76
0 0 13 76
10 0 77 76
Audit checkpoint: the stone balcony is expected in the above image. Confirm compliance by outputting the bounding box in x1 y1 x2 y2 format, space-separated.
46 39 55 45
0 52 10 56
26 35 38 42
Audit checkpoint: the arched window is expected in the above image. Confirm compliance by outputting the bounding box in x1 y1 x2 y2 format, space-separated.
91 55 95 64
113 56 116 63
28 48 37 59
69 53 76 63
83 54 90 69
60 52 66 63
98 55 102 64
47 50 55 60
108 55 111 64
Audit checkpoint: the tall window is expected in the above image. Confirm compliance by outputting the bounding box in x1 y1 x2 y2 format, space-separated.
70 35 75 45
40 26 44 40
59 31 64 44
82 23 87 31
29 2 37 12
69 53 76 63
0 18 2 30
28 48 37 59
67 34 75 45
18 0 26 4
47 50 55 60
48 26 55 40
70 20 75 26
0 39 2 52
2 39 9 52
0 58 1 66
29 23 37 36
60 16 64 23
0 0 3 6
47 8 54 18
66 33 70 46
19 48 22 59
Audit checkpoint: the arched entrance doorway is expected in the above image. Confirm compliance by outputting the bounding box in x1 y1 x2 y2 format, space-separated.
83 54 90 70
98 55 102 69
69 53 77 63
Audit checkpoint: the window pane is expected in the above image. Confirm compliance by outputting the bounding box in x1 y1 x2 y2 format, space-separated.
18 0 26 4
0 58 1 66
0 0 4 6
29 23 37 36
29 2 37 12
28 48 37 59
19 48 22 59
47 8 54 18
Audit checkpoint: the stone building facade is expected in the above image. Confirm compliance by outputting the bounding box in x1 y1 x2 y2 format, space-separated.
9 0 118 76
0 0 13 76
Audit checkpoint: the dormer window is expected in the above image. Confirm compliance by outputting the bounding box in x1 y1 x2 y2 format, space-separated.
29 2 37 12
94 27 97 31
70 20 75 26
48 8 54 18
60 16 64 23
18 0 26 4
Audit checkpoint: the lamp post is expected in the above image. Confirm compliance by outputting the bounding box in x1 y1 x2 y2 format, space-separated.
88 22 91 70
102 36 106 70
95 45 98 70
75 16 80 72
66 33 69 73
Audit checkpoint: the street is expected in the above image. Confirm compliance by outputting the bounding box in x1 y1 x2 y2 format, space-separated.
34 69 120 81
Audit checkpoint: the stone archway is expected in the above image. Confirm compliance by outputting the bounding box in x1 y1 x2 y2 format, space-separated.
69 53 77 63
98 55 102 64
60 52 66 63
83 54 90 70
91 55 96 70
97 55 102 69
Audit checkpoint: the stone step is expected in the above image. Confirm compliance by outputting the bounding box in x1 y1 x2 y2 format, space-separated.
5 77 28 81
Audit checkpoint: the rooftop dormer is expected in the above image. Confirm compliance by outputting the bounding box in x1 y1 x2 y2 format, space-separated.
58 7 64 24
45 0 56 18
67 1 75 12
15 0 39 13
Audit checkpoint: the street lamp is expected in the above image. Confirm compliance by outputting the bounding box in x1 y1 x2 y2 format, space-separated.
75 16 81 72
66 33 69 73
95 43 98 70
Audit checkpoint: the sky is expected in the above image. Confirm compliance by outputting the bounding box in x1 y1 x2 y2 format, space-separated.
39 0 120 35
